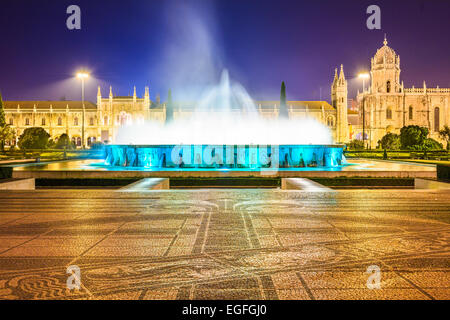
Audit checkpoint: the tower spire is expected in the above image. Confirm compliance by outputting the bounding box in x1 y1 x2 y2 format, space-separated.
383 34 388 46
339 64 345 81
97 86 101 97
109 86 113 97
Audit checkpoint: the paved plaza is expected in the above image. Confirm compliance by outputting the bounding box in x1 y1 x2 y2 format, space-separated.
0 189 449 300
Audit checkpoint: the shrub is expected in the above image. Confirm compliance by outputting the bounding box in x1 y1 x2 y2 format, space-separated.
18 127 50 150
55 133 75 150
346 139 364 150
400 125 428 150
380 133 401 150
423 138 443 151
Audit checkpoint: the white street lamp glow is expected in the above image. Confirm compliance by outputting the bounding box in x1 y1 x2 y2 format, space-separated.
76 72 90 79
75 70 90 149
358 73 370 79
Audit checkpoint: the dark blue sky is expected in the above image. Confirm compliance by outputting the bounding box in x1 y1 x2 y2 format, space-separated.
0 0 449 103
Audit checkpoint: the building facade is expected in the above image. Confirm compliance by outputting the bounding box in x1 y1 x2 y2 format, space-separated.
355 37 450 148
3 67 351 147
3 86 166 147
5 37 447 149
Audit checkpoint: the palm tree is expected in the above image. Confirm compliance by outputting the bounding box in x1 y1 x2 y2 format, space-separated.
439 125 450 150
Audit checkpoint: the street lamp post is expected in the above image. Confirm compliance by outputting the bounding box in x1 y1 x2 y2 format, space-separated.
76 71 90 149
358 73 370 149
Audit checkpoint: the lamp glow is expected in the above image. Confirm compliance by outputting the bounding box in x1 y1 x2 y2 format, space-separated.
358 73 370 79
76 72 90 79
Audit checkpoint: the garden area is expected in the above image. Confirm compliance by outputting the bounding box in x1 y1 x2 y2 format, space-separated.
345 125 450 165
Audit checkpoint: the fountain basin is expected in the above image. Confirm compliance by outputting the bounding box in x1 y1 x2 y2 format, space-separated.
104 144 345 169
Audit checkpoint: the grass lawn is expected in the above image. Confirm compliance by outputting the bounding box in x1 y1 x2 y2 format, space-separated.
391 159 450 166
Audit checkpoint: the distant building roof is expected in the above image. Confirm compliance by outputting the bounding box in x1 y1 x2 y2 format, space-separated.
256 101 335 111
4 101 97 110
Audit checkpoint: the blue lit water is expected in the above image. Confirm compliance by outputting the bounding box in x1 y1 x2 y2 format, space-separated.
102 144 346 171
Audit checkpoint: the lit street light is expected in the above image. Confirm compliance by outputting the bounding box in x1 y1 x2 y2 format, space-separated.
76 71 90 149
358 72 370 149
358 72 370 92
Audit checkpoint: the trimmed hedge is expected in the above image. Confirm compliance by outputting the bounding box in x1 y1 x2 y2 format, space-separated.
310 177 414 187
169 177 281 188
36 178 139 187
0 167 12 179
437 164 450 181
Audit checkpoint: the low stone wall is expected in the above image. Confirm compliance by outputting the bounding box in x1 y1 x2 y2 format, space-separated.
281 178 333 191
0 178 35 190
12 169 437 179
119 178 169 191
415 178 450 190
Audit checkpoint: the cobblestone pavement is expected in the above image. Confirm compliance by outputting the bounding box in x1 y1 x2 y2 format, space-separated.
0 189 449 300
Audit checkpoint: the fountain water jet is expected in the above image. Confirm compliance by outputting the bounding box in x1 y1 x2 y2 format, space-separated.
104 70 345 170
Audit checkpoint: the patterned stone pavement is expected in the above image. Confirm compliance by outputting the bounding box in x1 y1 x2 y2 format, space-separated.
0 189 449 300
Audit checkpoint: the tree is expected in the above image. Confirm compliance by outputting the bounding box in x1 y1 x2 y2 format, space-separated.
0 92 10 151
439 125 450 150
379 133 401 150
18 127 50 150
166 88 173 123
0 125 15 152
399 125 429 150
55 133 74 149
279 81 288 118
0 92 5 128
346 139 364 150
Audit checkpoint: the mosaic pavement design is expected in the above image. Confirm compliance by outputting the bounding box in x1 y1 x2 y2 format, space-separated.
0 189 449 300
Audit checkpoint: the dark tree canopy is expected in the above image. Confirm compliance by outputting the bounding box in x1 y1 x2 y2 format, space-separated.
18 127 50 150
346 139 364 150
55 133 74 150
0 92 6 128
423 138 443 151
399 125 429 150
379 133 401 150
439 125 450 150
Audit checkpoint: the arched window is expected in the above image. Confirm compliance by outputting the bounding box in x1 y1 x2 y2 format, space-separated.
74 117 79 126
41 118 46 126
25 118 30 126
87 137 96 146
408 106 413 120
9 118 13 125
89 117 94 126
434 107 440 132
104 116 109 125
327 116 335 127
386 81 391 93
57 117 62 126
76 137 81 147
386 108 392 120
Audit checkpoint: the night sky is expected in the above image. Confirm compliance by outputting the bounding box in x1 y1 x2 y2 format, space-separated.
0 0 449 103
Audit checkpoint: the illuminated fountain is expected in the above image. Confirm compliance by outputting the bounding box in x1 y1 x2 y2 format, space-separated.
104 70 345 170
